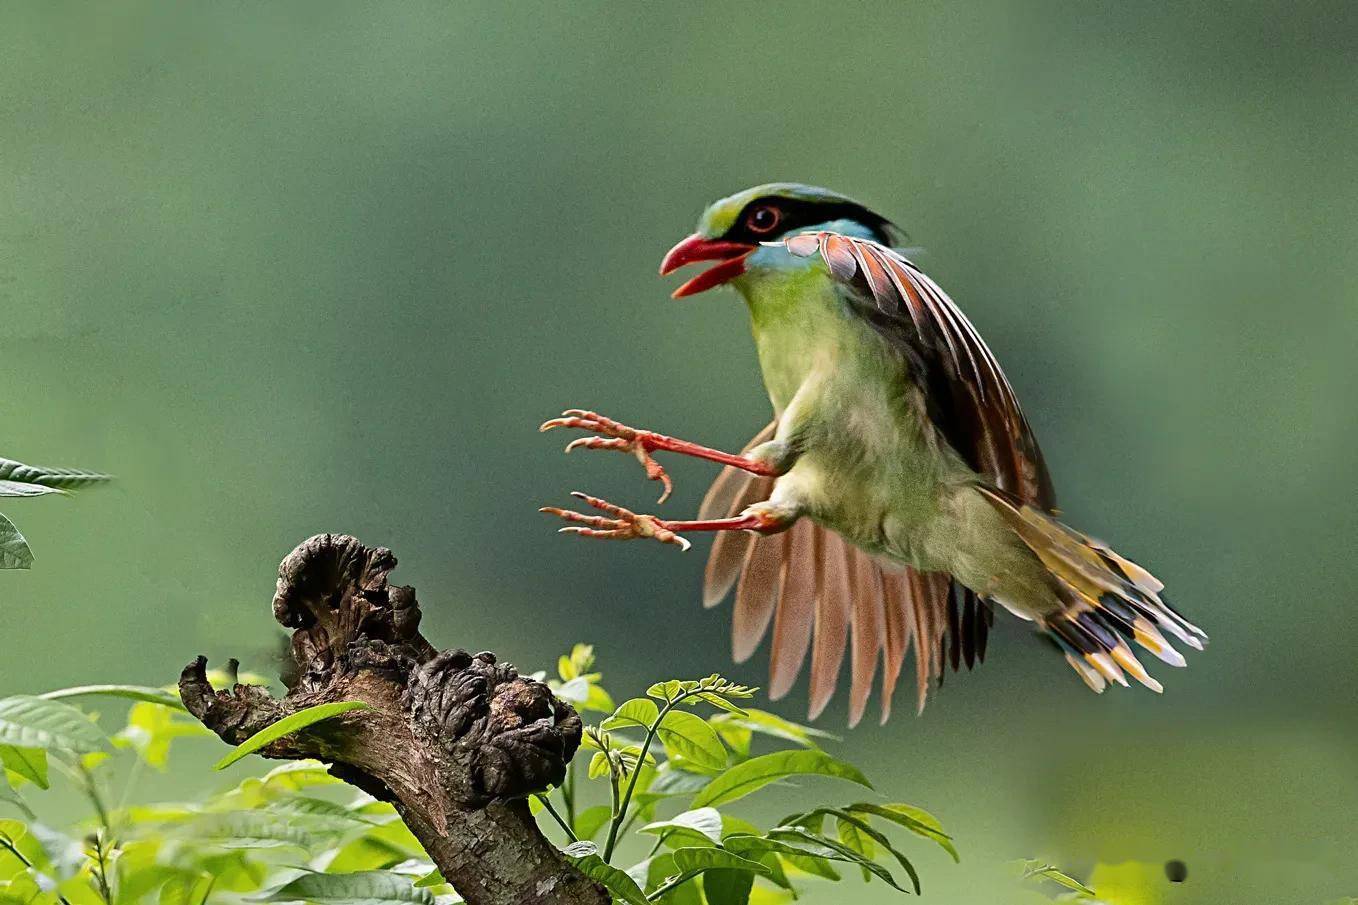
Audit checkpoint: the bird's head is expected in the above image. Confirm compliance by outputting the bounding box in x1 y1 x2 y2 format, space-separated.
660 183 895 298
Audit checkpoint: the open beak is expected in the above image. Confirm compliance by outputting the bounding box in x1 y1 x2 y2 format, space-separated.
659 233 755 298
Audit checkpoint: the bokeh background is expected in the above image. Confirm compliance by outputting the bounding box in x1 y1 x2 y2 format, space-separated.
3 2 1356 902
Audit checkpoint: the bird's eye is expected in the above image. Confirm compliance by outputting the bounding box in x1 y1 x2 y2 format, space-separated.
746 205 781 235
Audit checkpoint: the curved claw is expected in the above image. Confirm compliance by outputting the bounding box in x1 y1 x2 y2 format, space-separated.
539 409 673 504
539 492 690 552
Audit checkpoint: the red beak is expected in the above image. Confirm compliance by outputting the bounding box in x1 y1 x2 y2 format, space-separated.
659 233 755 298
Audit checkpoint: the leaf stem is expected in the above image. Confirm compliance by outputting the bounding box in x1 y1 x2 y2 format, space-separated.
645 831 667 858
77 762 114 905
88 831 113 905
620 809 645 839
563 758 576 829
534 794 578 844
78 762 111 832
602 688 699 863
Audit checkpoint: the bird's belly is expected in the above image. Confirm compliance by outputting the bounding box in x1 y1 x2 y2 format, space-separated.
781 385 947 564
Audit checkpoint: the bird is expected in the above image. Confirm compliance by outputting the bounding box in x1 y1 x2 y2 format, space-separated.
541 183 1206 725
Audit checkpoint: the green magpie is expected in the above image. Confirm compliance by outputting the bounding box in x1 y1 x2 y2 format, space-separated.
542 183 1206 725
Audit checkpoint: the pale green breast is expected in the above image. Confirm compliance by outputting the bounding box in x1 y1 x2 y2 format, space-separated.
740 267 841 412
734 270 965 559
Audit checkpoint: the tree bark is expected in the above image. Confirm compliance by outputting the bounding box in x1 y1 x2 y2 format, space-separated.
178 533 609 905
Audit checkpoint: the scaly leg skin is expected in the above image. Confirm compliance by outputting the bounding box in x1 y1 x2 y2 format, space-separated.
541 492 793 552
540 409 785 503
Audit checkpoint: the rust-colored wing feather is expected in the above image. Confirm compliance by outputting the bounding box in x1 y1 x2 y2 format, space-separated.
702 424 951 724
700 423 776 609
784 231 1055 508
701 232 1055 723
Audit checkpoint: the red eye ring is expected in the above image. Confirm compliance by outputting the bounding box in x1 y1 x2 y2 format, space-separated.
746 204 781 234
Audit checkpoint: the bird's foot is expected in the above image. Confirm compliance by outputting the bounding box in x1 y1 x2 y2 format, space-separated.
540 410 673 503
540 492 691 551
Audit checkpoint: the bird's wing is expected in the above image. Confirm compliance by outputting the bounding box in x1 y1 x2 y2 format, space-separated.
782 230 1055 508
702 233 1051 722
701 423 969 723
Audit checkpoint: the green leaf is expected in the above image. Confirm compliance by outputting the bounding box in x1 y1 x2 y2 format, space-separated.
847 802 958 862
588 751 611 780
0 696 106 753
563 845 648 905
709 710 835 749
0 458 110 493
1019 861 1097 898
0 482 62 498
0 515 33 571
714 724 752 762
656 711 726 772
601 698 659 733
686 694 748 717
582 683 615 714
625 853 697 904
630 848 771 905
182 812 316 849
412 870 443 889
259 870 434 905
767 827 906 892
117 701 214 769
702 870 754 905
791 808 920 894
645 680 688 703
260 760 342 791
160 872 214 905
555 678 590 705
836 815 874 881
668 847 771 879
639 808 723 846
572 805 612 842
325 821 424 872
42 685 186 711
214 701 370 770
561 644 596 680
719 815 761 840
723 833 841 881
690 750 871 809
647 766 711 798
0 747 47 790
191 851 270 893
265 795 376 831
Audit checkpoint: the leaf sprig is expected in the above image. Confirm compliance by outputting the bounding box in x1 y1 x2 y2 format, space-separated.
535 656 957 903
0 454 110 570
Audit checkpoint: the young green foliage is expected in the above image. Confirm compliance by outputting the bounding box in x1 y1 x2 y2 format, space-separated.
0 455 110 570
539 650 960 904
0 648 970 905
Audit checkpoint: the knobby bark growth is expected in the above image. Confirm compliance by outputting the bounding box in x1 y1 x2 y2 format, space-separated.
178 534 608 905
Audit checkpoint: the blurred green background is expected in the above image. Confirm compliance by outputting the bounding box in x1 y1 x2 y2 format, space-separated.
3 2 1356 902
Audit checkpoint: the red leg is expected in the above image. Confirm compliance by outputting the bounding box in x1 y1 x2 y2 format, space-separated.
541 492 790 552
541 410 780 503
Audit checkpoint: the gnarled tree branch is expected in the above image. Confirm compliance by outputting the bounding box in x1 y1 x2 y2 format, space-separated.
179 533 607 905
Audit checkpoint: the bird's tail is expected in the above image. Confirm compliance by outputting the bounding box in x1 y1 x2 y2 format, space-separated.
978 487 1207 693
